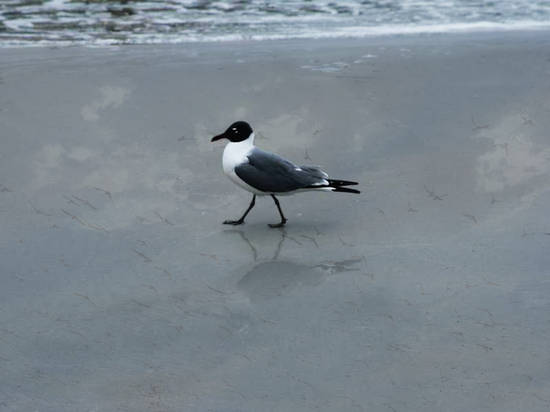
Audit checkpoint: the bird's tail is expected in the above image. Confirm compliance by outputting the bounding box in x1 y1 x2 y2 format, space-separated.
327 179 360 194
327 179 358 187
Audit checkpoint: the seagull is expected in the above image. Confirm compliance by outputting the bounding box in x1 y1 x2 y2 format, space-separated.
211 121 360 227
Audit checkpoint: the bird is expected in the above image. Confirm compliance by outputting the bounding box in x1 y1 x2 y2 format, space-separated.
211 121 359 227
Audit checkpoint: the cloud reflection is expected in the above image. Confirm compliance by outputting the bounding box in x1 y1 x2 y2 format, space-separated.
475 114 550 192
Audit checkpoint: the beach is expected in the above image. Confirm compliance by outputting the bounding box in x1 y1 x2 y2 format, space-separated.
1 31 550 411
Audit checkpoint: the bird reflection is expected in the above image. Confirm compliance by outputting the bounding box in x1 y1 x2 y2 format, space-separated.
223 229 362 302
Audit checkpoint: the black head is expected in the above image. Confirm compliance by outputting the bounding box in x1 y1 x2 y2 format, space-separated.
211 121 253 143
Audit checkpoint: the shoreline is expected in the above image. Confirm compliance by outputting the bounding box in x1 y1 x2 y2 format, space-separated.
0 26 549 51
2 19 550 48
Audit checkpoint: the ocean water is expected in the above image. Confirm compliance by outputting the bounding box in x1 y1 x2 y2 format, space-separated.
1 0 549 47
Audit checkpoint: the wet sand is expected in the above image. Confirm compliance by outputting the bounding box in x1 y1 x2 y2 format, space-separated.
1 32 550 411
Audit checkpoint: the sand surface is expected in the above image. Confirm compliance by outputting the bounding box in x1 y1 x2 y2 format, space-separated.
1 32 550 411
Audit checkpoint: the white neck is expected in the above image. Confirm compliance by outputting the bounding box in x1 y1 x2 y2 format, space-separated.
241 132 255 146
222 132 255 175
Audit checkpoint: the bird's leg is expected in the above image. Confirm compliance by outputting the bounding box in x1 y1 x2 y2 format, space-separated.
268 195 288 228
224 195 256 225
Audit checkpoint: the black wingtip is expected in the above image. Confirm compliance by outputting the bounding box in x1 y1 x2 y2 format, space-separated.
332 187 361 194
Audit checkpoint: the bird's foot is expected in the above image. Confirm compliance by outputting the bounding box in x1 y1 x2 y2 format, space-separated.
268 220 287 228
223 219 245 225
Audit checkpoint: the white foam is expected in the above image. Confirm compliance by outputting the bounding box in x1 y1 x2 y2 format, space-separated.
3 18 34 31
241 20 550 42
47 0 68 8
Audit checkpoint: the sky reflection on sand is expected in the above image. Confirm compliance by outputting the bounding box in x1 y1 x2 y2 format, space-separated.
1 34 550 411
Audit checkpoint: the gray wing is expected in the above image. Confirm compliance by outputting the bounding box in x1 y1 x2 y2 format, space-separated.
235 148 328 193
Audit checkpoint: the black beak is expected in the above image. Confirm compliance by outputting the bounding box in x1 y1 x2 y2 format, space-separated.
211 133 226 142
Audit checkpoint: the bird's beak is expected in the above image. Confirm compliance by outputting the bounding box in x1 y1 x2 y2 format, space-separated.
211 133 226 142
